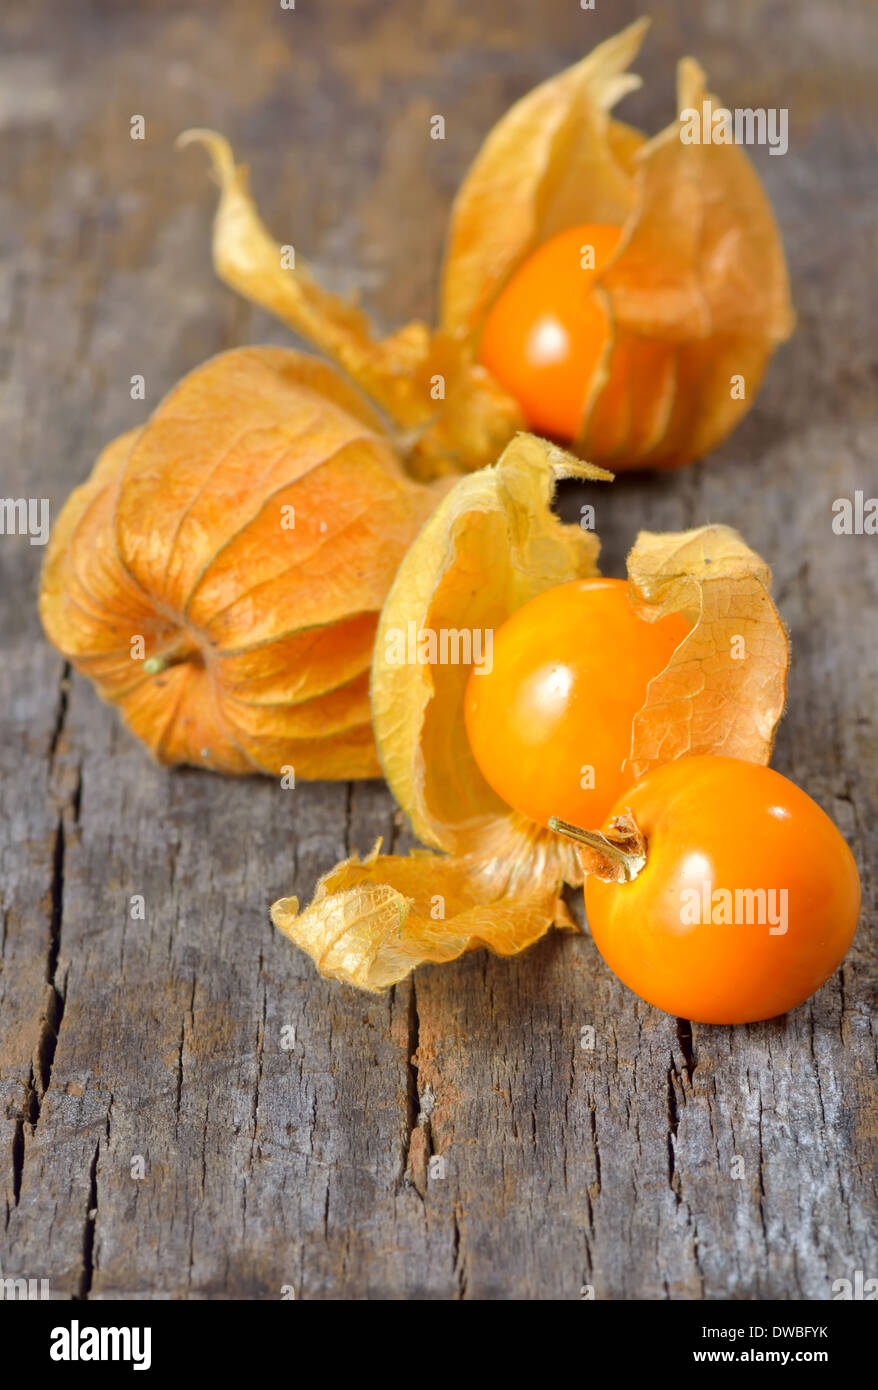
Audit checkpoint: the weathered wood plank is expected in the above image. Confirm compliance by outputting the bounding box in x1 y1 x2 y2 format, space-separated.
1 0 875 1300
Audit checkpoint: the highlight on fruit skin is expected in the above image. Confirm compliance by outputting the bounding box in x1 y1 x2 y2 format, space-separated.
463 576 690 830
186 19 793 475
39 347 440 779
555 756 861 1025
476 223 623 443
272 434 791 991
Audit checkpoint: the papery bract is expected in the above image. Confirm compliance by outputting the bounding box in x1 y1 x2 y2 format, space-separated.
442 19 794 469
178 130 523 479
40 347 440 777
189 19 793 475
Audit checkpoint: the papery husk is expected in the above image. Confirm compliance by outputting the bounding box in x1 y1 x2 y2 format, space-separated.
371 433 609 855
442 18 794 469
440 19 648 338
189 21 792 479
626 524 789 777
40 346 440 777
272 838 576 993
274 438 790 989
179 130 524 479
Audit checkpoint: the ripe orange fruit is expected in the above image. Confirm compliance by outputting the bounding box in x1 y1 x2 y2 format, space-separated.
478 223 622 440
464 577 688 829
580 756 861 1024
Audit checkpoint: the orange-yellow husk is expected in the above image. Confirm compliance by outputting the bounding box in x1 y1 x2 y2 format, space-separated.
186 19 793 476
39 347 441 777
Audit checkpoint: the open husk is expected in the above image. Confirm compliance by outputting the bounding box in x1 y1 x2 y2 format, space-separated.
441 19 794 468
272 435 790 989
187 18 792 475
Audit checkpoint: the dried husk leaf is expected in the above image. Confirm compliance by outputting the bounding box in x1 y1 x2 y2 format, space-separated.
40 347 440 777
440 18 794 470
275 447 790 989
271 840 576 993
179 130 524 479
626 524 789 777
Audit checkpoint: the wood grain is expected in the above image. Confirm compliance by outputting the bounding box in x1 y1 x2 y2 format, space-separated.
1 0 875 1299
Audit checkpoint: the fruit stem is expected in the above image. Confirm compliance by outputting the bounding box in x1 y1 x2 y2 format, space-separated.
143 633 199 675
548 812 647 884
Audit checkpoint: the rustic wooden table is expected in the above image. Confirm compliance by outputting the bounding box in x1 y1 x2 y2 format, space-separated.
2 0 875 1300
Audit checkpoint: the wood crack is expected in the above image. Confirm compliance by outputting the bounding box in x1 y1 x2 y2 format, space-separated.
676 1018 697 1082
13 663 80 1212
38 817 68 1103
401 979 432 1198
242 957 268 1229
451 1208 469 1299
667 1023 705 1294
75 1140 99 1301
667 1063 682 1203
47 663 71 770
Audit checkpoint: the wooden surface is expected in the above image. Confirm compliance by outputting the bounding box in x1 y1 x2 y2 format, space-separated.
1 0 876 1300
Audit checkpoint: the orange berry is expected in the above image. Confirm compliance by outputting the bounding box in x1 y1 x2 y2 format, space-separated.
464 578 688 829
582 756 861 1024
478 223 622 440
